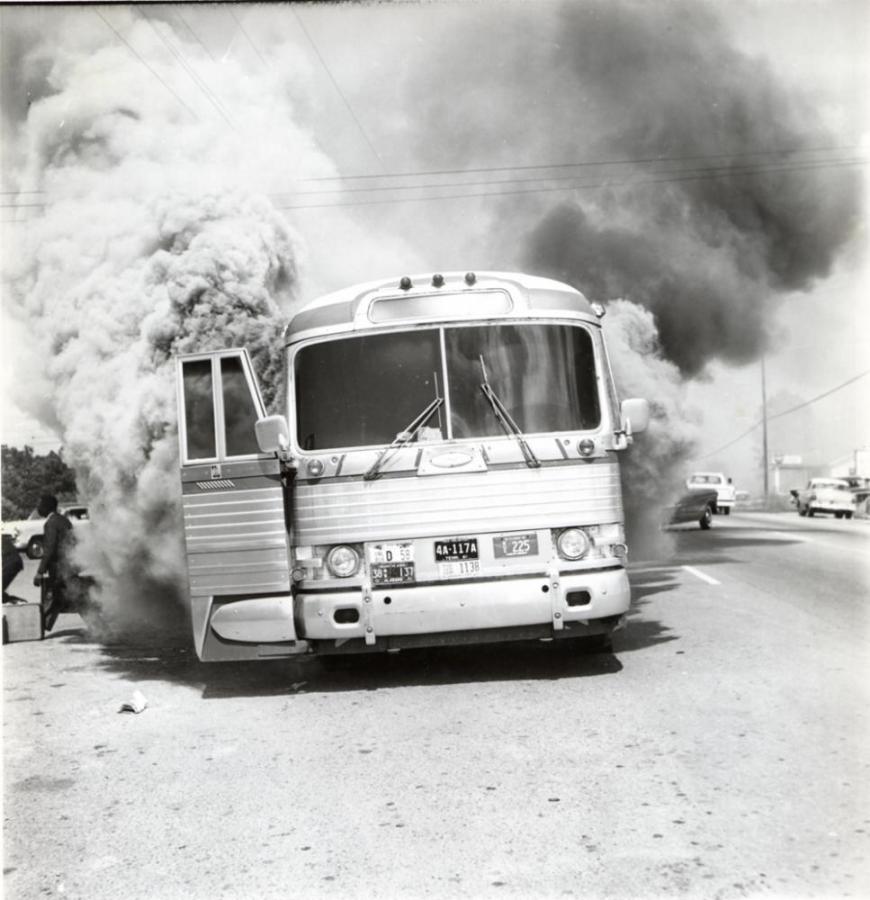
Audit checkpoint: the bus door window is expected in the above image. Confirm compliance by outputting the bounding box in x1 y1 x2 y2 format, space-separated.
181 359 217 461
220 355 261 456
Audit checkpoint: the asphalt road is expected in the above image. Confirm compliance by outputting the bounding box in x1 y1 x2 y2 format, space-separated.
3 511 869 900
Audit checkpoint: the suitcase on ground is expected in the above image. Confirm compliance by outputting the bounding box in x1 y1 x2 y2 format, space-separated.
2 600 44 643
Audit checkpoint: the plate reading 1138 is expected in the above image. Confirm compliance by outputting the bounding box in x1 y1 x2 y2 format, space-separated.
434 537 479 580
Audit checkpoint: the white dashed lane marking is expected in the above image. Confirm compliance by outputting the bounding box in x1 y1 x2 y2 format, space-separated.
682 565 721 586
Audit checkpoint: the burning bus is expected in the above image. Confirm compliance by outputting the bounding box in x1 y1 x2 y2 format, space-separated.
175 272 649 661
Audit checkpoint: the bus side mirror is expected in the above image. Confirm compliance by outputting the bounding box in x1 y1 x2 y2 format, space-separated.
620 398 649 435
256 415 290 455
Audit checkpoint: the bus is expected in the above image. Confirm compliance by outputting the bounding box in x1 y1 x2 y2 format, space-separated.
175 271 649 661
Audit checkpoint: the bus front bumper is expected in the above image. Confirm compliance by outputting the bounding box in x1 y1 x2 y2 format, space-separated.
297 566 631 644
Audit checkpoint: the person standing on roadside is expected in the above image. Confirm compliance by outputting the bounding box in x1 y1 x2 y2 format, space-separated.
2 532 23 601
33 495 73 632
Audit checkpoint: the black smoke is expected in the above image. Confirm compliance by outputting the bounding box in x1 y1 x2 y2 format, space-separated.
522 2 861 375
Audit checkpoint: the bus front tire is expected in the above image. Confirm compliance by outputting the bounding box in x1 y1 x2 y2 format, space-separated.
580 633 613 654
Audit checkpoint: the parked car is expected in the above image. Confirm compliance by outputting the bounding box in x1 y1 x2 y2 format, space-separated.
2 505 89 559
665 488 718 530
685 472 737 515
789 478 856 519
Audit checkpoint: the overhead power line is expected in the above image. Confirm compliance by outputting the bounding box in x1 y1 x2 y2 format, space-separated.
298 143 866 184
93 9 199 121
173 8 217 62
1 155 864 217
291 8 384 171
135 6 236 129
267 154 866 200
227 7 269 69
698 368 870 460
2 144 861 198
274 156 867 210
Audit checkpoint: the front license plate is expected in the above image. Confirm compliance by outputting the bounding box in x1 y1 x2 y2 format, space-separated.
437 559 481 580
371 563 415 585
434 538 479 562
368 542 414 565
493 532 539 558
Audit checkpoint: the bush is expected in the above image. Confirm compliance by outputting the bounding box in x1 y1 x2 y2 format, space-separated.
1 445 78 520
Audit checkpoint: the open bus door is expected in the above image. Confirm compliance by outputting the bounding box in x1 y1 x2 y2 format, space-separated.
176 349 302 661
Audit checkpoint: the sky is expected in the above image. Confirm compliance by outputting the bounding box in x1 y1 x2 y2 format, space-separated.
2 2 867 477
0 0 867 566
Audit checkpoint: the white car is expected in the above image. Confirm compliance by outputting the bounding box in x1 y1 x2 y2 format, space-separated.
685 472 737 515
2 505 89 559
790 479 856 519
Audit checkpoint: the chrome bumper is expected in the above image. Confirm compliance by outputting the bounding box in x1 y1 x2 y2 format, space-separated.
297 566 630 643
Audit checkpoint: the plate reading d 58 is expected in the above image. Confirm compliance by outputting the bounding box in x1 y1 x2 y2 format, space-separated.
368 542 414 565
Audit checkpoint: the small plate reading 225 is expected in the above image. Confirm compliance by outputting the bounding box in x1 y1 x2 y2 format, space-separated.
493 533 538 558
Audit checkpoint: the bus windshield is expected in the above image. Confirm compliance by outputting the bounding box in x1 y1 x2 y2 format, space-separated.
295 323 601 450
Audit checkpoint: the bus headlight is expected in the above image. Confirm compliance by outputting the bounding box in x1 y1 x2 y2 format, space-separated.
326 545 360 578
556 528 590 560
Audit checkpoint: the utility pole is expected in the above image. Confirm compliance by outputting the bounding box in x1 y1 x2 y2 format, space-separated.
761 356 769 500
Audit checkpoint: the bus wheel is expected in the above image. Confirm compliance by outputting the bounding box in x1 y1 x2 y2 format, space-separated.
807 507 815 517
699 506 713 530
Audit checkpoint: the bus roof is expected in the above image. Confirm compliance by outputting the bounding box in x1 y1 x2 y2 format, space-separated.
284 271 598 343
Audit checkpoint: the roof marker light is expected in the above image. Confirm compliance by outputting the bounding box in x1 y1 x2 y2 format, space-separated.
591 302 606 318
399 276 413 290
432 273 444 287
464 272 477 285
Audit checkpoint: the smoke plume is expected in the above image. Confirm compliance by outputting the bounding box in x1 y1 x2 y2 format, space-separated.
520 3 860 375
3 13 328 631
603 302 698 556
393 1 861 544
510 2 862 534
3 2 863 622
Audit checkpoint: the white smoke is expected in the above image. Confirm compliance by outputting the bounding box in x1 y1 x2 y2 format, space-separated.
2 14 347 631
603 300 700 558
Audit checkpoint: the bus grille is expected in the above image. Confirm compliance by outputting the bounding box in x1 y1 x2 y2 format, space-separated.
293 463 622 544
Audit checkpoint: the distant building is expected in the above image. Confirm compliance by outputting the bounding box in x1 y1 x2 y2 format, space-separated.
828 449 870 479
770 454 822 496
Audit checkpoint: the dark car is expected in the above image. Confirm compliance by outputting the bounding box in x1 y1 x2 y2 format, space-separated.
665 488 718 530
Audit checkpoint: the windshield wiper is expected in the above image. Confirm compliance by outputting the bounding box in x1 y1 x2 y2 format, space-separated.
479 355 540 469
364 396 444 481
